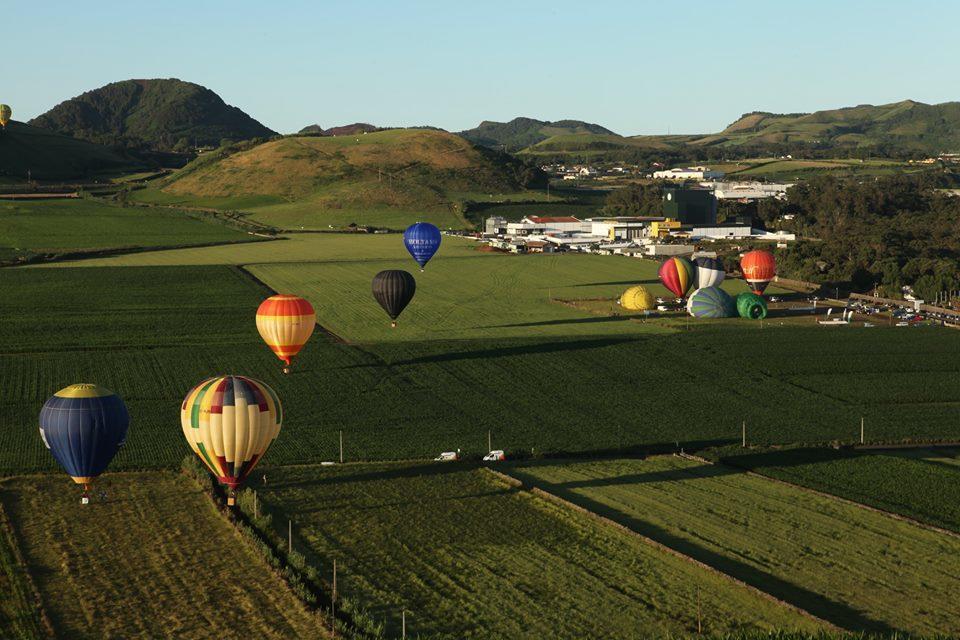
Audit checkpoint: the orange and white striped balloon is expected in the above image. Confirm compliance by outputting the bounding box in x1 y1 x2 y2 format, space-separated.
256 295 316 369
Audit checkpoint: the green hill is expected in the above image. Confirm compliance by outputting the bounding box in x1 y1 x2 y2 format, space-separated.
140 128 545 229
297 122 380 135
458 117 617 151
632 100 960 155
0 120 139 180
29 78 276 152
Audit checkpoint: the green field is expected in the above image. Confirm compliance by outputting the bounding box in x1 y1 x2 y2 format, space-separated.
0 198 252 259
252 461 821 638
710 446 960 533
0 472 325 639
508 456 960 635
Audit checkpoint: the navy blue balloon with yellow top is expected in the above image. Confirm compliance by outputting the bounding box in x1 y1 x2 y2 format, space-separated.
39 384 129 494
403 222 441 271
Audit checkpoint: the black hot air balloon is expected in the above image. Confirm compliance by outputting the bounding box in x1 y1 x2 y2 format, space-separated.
372 270 416 327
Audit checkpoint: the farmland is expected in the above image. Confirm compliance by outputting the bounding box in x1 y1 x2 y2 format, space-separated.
710 446 960 534
252 461 822 638
4 236 960 474
0 502 44 640
0 472 325 639
508 456 960 635
0 198 253 260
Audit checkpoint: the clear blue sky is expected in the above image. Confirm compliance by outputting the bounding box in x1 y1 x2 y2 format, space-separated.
6 0 960 136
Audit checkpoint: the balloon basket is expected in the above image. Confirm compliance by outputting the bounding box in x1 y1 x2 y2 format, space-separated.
282 367 291 375
227 494 236 507
390 321 397 328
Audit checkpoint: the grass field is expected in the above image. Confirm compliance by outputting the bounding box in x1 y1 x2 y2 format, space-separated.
0 503 44 640
710 446 960 534
253 461 822 638
0 198 251 258
0 472 325 639
508 456 960 635
5 235 960 473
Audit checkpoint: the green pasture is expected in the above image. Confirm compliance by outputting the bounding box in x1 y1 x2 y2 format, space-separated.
508 456 960 635
252 462 821 638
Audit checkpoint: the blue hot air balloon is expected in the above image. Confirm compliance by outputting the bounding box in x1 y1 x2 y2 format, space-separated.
403 222 441 271
39 384 129 496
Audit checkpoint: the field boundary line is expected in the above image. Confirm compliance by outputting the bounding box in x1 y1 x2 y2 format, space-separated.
679 452 960 541
0 493 57 638
482 466 838 632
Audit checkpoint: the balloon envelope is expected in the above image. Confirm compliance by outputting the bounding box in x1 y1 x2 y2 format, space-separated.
687 286 737 318
620 285 655 311
39 384 129 486
694 256 725 289
737 292 768 319
741 250 776 295
0 104 10 128
403 222 441 270
256 294 316 366
181 376 281 491
372 270 416 322
658 257 695 298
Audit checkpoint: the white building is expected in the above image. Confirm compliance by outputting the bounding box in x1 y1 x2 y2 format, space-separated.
643 244 695 257
688 224 754 240
704 181 794 200
522 216 585 234
653 166 725 181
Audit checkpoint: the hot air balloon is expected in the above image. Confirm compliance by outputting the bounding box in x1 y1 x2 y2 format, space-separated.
687 286 737 318
737 292 768 320
658 256 695 298
39 384 129 501
256 294 316 374
620 285 655 312
181 375 281 505
694 256 725 289
0 105 10 129
372 270 416 327
403 222 441 271
741 250 776 295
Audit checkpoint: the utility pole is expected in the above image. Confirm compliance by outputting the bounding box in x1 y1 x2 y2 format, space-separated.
742 421 747 448
488 430 492 453
339 430 344 464
254 490 258 519
860 417 865 445
288 520 292 555
696 586 702 634
331 558 337 638
402 610 407 639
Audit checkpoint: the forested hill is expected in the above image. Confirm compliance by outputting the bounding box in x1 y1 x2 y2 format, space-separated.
29 79 276 152
458 117 617 151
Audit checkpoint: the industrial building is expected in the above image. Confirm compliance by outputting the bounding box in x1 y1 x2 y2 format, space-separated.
704 181 794 200
653 166 725 181
662 186 717 225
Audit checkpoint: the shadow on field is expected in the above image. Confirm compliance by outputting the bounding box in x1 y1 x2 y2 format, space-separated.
350 337 636 367
485 316 636 329
516 476 895 633
566 279 660 288
542 462 739 489
264 461 469 489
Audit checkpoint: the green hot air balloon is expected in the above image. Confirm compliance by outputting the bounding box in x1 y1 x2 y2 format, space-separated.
737 292 768 320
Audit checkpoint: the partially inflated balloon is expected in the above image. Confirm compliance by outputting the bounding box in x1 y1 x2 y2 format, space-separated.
687 286 736 318
0 105 10 128
737 292 768 320
39 384 129 492
658 257 695 298
620 285 655 311
694 257 725 289
372 270 416 327
256 294 316 372
741 250 776 295
181 376 281 502
403 222 441 271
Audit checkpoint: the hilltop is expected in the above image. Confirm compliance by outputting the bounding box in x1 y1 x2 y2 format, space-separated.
630 99 960 156
0 120 140 180
139 128 545 229
29 79 276 152
458 117 617 151
298 122 381 136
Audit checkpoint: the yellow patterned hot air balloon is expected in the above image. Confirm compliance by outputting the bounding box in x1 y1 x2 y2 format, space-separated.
256 294 316 373
181 375 281 505
620 285 655 312
0 105 11 129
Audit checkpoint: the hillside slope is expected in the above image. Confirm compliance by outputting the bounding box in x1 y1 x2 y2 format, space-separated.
459 117 616 151
630 100 960 154
0 120 139 180
149 129 544 229
30 79 276 151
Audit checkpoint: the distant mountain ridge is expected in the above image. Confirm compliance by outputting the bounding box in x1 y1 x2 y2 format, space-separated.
458 117 617 152
30 79 276 152
298 122 381 136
